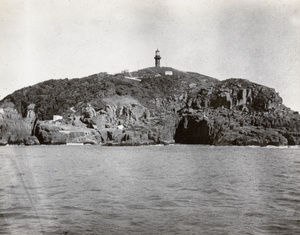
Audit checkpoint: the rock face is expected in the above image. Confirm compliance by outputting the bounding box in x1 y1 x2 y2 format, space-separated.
187 78 283 112
174 77 300 146
35 124 67 145
80 103 97 125
69 101 178 145
175 112 291 146
91 103 150 129
1 67 300 146
0 105 38 145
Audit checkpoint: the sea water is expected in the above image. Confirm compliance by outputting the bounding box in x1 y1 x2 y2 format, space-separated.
0 145 299 234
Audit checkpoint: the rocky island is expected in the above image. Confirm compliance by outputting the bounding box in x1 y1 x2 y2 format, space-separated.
0 66 299 146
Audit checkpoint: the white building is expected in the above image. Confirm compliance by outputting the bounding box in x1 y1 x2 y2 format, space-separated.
53 115 63 121
165 71 173 76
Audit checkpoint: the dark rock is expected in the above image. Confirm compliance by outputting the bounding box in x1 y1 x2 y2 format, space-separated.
98 130 108 142
25 136 40 145
80 103 97 124
0 139 8 146
107 129 123 142
175 116 213 144
83 139 98 145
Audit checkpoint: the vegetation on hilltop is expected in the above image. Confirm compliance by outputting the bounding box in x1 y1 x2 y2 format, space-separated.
0 67 217 120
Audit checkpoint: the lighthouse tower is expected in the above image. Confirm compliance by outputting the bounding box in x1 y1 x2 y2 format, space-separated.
154 49 161 67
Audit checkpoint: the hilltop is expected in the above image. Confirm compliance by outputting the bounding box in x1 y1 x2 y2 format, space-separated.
0 67 299 146
0 67 217 120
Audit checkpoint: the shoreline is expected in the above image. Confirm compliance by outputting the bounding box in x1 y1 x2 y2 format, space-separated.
2 142 299 148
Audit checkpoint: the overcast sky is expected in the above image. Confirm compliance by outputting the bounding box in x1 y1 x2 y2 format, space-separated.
1 0 299 111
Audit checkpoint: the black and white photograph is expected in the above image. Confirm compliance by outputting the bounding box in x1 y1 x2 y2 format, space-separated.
0 0 299 234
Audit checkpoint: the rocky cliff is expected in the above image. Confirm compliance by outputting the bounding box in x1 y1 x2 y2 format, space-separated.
0 67 299 146
175 78 300 146
0 103 38 145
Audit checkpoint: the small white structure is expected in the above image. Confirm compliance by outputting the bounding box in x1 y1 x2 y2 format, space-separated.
165 71 173 76
124 76 141 82
117 125 124 130
123 69 142 82
53 115 63 121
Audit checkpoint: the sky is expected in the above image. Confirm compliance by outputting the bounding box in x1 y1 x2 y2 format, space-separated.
0 0 299 111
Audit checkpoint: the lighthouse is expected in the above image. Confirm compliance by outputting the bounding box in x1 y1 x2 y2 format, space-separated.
154 49 161 67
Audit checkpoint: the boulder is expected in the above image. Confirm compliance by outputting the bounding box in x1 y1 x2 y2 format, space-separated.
0 139 8 146
35 124 67 145
25 136 40 145
80 103 97 125
83 139 98 145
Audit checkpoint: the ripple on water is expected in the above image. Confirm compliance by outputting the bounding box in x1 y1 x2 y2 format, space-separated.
1 145 299 234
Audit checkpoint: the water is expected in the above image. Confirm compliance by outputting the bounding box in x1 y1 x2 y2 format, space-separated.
0 145 299 235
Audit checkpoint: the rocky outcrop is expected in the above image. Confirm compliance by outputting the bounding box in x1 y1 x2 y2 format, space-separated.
0 106 38 145
172 78 300 146
80 103 97 125
213 128 288 146
86 103 178 145
34 122 104 145
44 99 180 146
25 136 40 145
35 124 67 145
67 130 101 144
175 106 300 146
91 103 150 128
187 78 283 112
